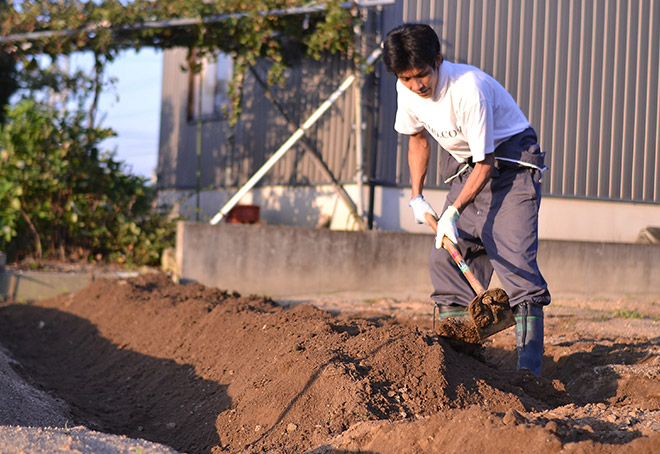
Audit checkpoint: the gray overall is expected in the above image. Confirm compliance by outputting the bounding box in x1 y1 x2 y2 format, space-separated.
429 127 551 309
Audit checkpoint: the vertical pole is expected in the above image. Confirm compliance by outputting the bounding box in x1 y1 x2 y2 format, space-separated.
195 60 203 222
354 13 365 223
354 75 364 224
209 47 382 226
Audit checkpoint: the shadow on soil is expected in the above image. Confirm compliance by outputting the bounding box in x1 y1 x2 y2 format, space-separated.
308 449 376 454
0 304 230 454
544 339 656 405
479 339 654 446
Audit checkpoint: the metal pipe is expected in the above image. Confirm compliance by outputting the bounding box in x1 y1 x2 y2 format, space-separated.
209 46 382 225
354 78 364 221
0 1 395 45
195 56 203 222
353 13 365 222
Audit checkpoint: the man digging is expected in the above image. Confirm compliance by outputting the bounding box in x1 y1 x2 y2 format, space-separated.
383 23 551 375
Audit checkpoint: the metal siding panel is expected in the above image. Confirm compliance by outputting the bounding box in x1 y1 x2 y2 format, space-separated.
157 48 189 189
647 0 660 201
417 0 431 21
549 1 569 196
442 1 458 62
585 0 603 198
621 0 639 200
378 0 658 203
573 0 592 198
504 0 520 100
609 0 626 199
529 2 552 194
466 0 481 65
491 0 508 81
455 0 471 64
526 1 545 129
562 0 581 196
632 0 648 201
374 0 400 184
515 0 534 119
158 1 660 204
480 0 497 71
598 0 616 198
297 62 315 182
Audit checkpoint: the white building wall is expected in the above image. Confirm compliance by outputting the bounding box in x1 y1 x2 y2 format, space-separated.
159 187 659 244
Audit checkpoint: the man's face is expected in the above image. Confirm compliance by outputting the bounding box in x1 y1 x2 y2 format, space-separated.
397 63 439 99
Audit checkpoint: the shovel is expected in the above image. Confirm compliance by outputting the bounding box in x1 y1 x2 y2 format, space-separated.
425 212 515 341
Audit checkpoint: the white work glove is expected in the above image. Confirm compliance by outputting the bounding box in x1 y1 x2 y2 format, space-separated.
434 206 460 248
408 194 438 225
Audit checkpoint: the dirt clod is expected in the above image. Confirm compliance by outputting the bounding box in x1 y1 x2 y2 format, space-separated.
469 288 510 329
434 317 481 344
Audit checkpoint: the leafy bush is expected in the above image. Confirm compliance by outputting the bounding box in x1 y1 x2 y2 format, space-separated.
0 100 178 266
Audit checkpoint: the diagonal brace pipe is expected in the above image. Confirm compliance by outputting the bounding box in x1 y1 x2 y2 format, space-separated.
209 46 381 226
248 65 366 230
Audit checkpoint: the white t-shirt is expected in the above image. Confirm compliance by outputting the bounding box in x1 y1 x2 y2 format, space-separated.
394 61 530 164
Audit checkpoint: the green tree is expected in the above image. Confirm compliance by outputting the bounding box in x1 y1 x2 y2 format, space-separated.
0 99 177 265
0 0 358 124
0 0 18 123
0 0 359 264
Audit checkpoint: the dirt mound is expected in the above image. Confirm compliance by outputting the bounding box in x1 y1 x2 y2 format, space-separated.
0 273 659 453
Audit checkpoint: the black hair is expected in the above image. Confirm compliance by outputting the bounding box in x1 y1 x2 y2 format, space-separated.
382 23 441 75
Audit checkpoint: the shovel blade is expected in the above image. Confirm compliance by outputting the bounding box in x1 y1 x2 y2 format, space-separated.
468 288 516 341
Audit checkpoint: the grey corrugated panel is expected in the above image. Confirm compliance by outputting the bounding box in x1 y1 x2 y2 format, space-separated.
158 1 659 203
650 0 660 201
229 54 359 186
640 0 658 202
369 1 653 203
577 0 594 198
563 0 581 197
632 0 649 201
620 1 637 201
157 47 188 189
609 1 626 199
597 0 615 199
585 0 603 199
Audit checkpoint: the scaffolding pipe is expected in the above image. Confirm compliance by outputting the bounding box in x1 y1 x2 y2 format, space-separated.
353 15 365 220
209 46 382 225
0 1 395 45
248 66 366 231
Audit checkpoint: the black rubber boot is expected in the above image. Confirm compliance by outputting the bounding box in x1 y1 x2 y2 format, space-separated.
513 302 544 375
436 303 470 320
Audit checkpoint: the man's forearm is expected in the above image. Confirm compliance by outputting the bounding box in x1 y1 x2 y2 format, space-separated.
452 154 494 212
408 130 431 197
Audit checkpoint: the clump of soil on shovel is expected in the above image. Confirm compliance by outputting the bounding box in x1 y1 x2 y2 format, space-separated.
434 317 481 344
1 273 659 454
434 287 512 348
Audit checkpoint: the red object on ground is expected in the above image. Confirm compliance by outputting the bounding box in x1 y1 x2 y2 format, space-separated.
225 205 260 224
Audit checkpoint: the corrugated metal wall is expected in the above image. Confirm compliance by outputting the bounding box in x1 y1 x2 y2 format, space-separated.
158 0 659 204
375 0 660 203
157 49 361 189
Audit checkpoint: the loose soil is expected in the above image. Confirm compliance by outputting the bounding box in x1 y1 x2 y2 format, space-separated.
0 273 659 453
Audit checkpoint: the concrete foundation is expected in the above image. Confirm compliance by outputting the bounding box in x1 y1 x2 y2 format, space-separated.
176 221 660 300
158 185 660 243
0 270 141 303
0 272 93 302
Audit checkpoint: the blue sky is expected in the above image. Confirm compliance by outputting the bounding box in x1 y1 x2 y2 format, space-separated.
78 48 163 180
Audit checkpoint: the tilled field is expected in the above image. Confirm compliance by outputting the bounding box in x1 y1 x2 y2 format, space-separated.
0 273 658 453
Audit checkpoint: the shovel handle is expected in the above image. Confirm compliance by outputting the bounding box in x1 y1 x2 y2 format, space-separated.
425 212 485 295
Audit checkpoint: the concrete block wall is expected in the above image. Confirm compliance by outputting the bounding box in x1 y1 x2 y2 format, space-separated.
0 272 93 302
176 222 660 300
176 222 434 299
